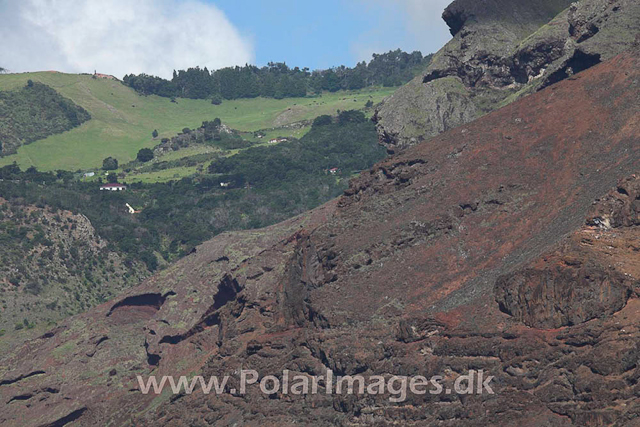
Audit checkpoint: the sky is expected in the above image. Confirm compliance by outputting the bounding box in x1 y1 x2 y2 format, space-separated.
0 0 452 79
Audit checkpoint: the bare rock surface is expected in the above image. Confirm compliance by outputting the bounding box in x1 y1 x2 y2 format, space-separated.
374 0 640 152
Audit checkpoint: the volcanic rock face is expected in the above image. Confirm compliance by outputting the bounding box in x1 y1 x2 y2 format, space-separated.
497 175 640 329
587 175 640 229
496 261 635 329
1 50 639 426
374 0 640 152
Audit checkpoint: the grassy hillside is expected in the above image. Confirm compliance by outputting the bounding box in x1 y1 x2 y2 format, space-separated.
0 82 91 156
0 72 395 171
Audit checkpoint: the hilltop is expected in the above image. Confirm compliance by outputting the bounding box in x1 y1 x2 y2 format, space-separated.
123 49 432 100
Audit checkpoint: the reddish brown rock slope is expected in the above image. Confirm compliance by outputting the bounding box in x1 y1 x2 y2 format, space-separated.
1 52 640 426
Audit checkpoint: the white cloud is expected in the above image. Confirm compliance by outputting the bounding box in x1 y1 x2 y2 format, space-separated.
351 0 452 63
0 0 254 78
399 0 453 45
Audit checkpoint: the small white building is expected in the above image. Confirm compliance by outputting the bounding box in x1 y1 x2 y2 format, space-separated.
84 172 95 178
100 183 127 191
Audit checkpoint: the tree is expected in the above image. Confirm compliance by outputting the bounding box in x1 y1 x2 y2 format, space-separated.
137 148 154 163
102 157 118 170
322 70 341 92
56 170 74 183
140 250 158 271
365 100 374 109
338 110 366 125
106 173 118 183
123 48 429 101
312 115 333 128
0 162 21 179
152 129 158 138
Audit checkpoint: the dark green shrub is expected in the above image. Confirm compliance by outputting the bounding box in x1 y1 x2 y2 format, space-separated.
102 157 118 170
312 115 332 127
137 148 154 162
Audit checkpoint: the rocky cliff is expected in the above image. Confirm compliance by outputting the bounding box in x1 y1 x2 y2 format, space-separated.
496 175 640 329
374 0 640 152
1 48 639 426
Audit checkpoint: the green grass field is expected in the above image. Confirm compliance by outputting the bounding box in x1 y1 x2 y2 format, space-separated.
0 72 395 171
154 145 218 162
126 166 200 183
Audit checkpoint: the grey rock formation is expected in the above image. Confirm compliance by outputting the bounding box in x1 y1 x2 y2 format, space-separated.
372 76 477 152
375 0 640 152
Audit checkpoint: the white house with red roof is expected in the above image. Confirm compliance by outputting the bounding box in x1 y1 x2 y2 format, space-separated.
99 183 127 191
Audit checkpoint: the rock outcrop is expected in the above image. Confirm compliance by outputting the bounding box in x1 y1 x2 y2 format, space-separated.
374 0 640 152
1 49 639 426
496 175 640 329
587 174 640 228
0 199 147 335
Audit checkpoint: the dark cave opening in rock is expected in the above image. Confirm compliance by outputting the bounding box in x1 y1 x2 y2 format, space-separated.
544 50 602 88
107 291 176 317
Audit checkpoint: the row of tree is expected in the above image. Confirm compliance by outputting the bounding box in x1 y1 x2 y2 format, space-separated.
123 49 432 101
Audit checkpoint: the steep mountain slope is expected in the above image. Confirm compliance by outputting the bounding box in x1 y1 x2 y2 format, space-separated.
1 49 638 426
374 0 640 152
0 202 339 426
